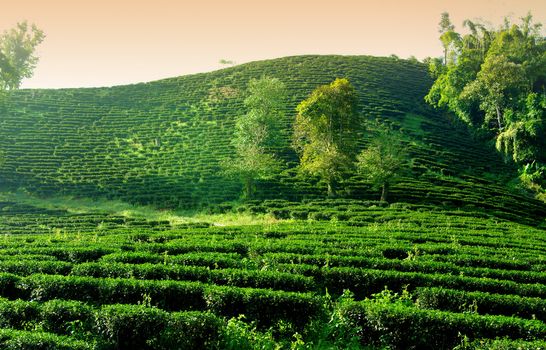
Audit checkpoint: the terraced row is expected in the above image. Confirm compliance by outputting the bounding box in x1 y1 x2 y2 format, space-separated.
0 202 544 348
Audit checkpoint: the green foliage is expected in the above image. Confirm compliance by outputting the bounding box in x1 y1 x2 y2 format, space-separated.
221 315 279 350
426 12 546 189
153 311 224 350
223 76 287 199
0 329 92 350
0 204 545 346
416 287 546 321
95 304 168 349
293 78 359 197
342 297 546 349
38 299 93 335
309 290 363 349
356 125 409 201
0 21 44 90
455 337 546 350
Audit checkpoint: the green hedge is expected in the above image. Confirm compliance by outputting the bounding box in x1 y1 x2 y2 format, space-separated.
0 299 225 350
12 274 321 328
459 338 546 350
71 262 314 292
0 329 92 350
416 287 546 321
342 300 546 349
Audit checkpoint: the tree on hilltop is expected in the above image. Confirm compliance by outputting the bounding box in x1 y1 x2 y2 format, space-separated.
293 78 359 197
222 76 287 199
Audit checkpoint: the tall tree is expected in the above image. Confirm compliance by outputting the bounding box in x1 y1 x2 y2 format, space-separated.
426 12 546 191
222 76 286 199
0 21 45 90
293 78 359 197
357 127 408 202
438 12 461 65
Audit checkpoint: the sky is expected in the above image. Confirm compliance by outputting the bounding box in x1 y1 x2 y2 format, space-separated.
1 0 545 89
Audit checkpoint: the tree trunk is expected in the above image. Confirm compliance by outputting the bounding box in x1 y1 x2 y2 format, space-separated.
243 177 254 200
496 106 503 131
380 182 389 202
327 182 335 198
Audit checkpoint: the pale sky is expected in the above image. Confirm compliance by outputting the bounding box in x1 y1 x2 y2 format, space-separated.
1 0 544 89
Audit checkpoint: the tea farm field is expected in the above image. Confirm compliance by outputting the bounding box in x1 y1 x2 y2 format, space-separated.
1 55 546 349
0 199 544 349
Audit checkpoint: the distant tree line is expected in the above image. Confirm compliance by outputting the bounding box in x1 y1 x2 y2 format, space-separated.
425 12 545 193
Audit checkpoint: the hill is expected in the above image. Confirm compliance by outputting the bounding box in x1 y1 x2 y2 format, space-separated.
0 55 545 224
0 55 545 348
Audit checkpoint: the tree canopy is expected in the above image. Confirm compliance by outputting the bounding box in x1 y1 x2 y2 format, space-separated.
425 13 545 189
222 76 286 199
0 21 45 90
357 126 408 202
293 78 359 197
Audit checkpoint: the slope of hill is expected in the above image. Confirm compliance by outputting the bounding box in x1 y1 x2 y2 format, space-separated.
0 55 545 348
0 55 545 223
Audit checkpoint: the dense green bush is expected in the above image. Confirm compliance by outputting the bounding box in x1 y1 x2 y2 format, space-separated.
204 286 321 329
0 329 92 350
0 298 39 330
153 311 224 350
342 300 546 349
456 338 546 350
95 304 168 350
39 299 93 335
416 287 546 321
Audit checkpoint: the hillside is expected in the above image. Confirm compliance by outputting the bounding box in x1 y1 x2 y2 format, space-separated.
0 55 545 224
0 55 546 348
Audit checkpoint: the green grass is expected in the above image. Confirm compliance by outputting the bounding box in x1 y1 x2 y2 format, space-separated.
0 191 276 227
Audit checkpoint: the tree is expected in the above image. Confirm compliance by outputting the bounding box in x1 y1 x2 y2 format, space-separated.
356 127 408 202
438 12 461 65
426 12 546 193
293 78 358 197
0 21 45 90
223 76 286 199
461 54 528 131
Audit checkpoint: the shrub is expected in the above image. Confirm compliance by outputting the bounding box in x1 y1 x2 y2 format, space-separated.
204 286 322 329
289 209 309 220
0 329 92 350
39 299 93 335
341 300 546 349
0 273 21 299
95 304 168 350
456 337 546 350
153 311 224 350
0 298 39 330
416 287 546 321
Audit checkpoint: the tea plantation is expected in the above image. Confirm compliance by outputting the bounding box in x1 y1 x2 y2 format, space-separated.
0 56 545 349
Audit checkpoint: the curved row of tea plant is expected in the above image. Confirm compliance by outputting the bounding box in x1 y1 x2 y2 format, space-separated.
0 201 544 348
